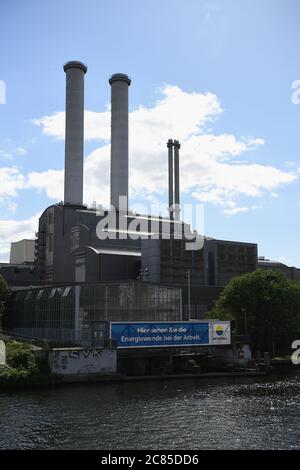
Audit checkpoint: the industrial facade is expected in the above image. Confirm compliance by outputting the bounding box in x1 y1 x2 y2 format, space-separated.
6 282 181 344
10 239 35 264
258 257 300 283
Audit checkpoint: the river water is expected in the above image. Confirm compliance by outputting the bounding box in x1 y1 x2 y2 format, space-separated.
0 371 299 450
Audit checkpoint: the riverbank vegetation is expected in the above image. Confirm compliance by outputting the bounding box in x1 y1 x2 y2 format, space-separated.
0 275 10 330
207 269 300 355
0 340 49 388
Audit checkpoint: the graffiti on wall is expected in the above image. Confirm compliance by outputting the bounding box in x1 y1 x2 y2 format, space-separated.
69 349 103 359
49 348 117 376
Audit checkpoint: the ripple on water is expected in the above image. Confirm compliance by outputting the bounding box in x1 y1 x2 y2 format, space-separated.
0 372 300 449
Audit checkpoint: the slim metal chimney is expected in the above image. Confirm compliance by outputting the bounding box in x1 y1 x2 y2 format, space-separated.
63 60 87 206
167 139 181 220
174 140 181 220
109 73 131 211
167 139 174 220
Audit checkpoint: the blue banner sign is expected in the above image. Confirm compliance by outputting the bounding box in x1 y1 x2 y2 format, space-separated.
110 322 210 348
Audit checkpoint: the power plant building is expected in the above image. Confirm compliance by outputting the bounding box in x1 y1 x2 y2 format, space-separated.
4 61 259 344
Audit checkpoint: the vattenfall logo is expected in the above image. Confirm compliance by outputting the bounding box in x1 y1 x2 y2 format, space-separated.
215 325 224 336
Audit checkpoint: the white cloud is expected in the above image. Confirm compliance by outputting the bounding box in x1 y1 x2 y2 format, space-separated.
0 168 26 217
223 206 250 215
0 213 39 262
0 167 26 197
0 84 297 259
32 112 65 139
32 109 111 141
0 151 13 160
27 147 111 205
0 148 27 161
222 204 261 216
7 201 18 212
83 146 110 204
16 147 27 156
20 84 298 213
27 169 64 200
0 197 18 213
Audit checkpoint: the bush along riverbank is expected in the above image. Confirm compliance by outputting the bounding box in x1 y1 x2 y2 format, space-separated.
0 340 50 389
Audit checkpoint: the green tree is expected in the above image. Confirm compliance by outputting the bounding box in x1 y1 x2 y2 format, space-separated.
207 269 300 354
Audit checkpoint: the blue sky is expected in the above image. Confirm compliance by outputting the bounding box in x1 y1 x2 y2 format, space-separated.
0 0 300 265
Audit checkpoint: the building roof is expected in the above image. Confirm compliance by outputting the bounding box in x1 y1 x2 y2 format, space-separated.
258 259 290 268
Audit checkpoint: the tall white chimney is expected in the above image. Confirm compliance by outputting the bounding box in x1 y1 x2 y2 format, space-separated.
109 73 131 211
63 60 87 206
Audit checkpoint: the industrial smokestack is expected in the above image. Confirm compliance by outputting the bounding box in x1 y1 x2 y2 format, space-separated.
174 140 181 220
167 139 174 220
109 73 131 211
63 60 87 206
167 139 181 221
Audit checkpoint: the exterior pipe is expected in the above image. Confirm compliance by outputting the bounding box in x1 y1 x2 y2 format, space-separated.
174 140 181 220
167 139 174 220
